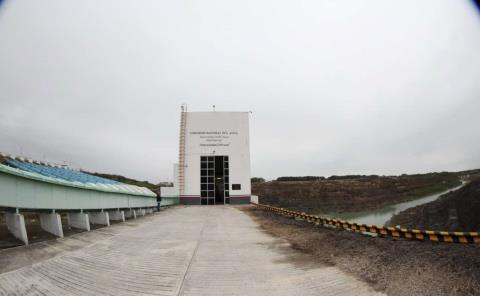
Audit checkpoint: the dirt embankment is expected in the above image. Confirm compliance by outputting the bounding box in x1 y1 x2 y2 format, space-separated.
244 206 480 296
252 173 461 213
390 179 480 231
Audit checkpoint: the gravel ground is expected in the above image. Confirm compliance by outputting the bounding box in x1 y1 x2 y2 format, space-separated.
244 206 480 296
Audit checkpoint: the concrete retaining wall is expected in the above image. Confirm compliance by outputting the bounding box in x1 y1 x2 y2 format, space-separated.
89 212 110 226
39 213 64 238
125 209 136 219
5 212 28 245
68 213 90 231
108 210 125 222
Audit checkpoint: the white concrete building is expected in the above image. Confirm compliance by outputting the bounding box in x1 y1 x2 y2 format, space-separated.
178 107 251 205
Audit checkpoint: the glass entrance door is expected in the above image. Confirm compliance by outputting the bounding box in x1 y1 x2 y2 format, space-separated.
200 156 229 205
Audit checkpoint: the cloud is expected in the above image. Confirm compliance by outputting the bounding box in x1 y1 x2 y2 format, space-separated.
0 0 479 182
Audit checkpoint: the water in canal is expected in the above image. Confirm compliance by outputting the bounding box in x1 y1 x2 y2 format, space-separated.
321 182 465 227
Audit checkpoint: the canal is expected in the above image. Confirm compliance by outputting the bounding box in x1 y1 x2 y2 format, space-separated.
321 182 466 226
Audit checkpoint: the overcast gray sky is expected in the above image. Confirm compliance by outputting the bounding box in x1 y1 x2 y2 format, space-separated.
1 1 479 183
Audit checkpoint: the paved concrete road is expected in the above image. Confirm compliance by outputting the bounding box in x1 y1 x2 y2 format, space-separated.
0 206 383 296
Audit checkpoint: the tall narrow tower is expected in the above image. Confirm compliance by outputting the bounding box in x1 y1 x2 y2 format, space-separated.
178 105 187 196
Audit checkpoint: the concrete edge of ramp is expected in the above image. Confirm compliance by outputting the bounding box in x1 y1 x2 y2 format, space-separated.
0 206 383 296
0 210 165 275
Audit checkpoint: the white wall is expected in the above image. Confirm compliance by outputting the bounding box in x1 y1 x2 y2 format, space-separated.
183 112 251 200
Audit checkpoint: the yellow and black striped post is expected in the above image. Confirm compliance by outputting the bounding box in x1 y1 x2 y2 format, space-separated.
251 203 479 244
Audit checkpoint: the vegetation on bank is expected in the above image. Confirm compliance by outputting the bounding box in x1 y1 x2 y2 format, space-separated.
84 171 172 193
276 176 325 181
252 171 465 213
251 177 266 183
256 169 480 183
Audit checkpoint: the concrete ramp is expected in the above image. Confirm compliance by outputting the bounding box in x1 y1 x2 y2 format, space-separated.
0 206 382 296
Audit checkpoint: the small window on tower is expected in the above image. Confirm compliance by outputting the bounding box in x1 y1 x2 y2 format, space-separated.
232 184 241 190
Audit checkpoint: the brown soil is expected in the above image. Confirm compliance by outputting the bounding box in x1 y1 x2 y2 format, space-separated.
252 174 461 213
390 179 480 231
244 206 480 296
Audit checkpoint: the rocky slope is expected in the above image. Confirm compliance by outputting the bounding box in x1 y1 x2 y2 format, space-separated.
252 173 461 213
390 178 480 231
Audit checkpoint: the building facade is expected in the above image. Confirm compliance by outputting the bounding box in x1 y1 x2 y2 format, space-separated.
178 109 251 205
